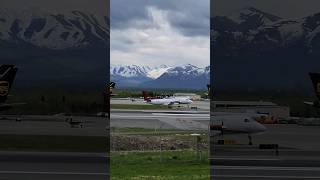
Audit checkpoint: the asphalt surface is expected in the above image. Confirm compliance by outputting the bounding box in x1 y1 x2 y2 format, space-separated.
0 115 107 136
211 151 320 179
111 110 209 130
211 124 320 180
0 151 108 180
0 110 209 136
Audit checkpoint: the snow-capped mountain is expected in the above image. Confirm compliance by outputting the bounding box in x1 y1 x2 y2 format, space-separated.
0 8 108 49
227 7 282 30
212 7 320 92
145 64 209 89
162 64 208 77
212 7 320 53
111 64 210 89
0 8 109 88
110 65 151 77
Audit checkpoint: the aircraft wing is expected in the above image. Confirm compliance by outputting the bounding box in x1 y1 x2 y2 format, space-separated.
164 102 175 106
0 102 26 107
304 101 314 106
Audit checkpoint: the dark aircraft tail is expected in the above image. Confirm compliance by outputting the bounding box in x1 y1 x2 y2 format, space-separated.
109 82 116 94
0 65 18 104
309 73 320 100
142 91 150 101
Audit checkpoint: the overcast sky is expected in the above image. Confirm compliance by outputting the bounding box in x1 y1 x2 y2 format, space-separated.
212 0 320 18
110 0 210 67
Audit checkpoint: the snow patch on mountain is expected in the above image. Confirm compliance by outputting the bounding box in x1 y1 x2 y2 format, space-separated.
110 65 151 77
163 64 208 77
146 65 171 79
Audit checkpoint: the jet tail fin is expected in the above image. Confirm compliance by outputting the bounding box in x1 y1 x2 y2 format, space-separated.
0 65 18 104
142 91 150 101
109 82 116 94
309 73 320 100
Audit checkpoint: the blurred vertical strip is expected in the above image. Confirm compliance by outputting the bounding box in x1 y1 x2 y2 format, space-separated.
210 0 215 179
106 0 110 178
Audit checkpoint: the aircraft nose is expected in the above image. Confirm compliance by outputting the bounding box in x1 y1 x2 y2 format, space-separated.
258 123 267 132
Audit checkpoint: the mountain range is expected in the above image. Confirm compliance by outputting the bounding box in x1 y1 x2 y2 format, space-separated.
2 7 320 91
0 8 108 49
0 8 109 88
0 8 209 90
212 7 320 93
111 64 210 89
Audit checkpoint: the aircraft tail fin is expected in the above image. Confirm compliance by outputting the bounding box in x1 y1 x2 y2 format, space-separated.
309 73 320 100
109 82 116 94
0 65 18 104
142 91 150 101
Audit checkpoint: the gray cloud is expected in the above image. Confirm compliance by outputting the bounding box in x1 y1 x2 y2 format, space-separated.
111 0 209 37
111 0 210 67
111 0 152 29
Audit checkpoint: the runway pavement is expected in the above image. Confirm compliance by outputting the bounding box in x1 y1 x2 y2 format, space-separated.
0 151 108 180
0 109 209 137
211 149 320 179
110 110 209 130
0 115 107 136
211 124 320 179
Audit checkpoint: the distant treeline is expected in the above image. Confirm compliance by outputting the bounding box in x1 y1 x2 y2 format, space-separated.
4 88 320 117
113 88 208 98
5 88 105 115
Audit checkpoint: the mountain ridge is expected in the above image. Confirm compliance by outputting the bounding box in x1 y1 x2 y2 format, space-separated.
212 6 320 93
111 64 210 89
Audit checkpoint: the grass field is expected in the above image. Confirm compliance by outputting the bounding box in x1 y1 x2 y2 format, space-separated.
111 127 207 135
110 151 209 180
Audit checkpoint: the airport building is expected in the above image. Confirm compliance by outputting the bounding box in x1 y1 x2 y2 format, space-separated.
173 93 202 100
212 101 290 121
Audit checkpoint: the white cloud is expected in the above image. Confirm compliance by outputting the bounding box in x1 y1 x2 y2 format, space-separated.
111 6 209 67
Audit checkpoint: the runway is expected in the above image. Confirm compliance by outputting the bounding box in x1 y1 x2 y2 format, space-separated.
0 115 107 136
211 124 320 179
211 153 320 179
0 109 209 136
110 109 209 130
0 151 108 180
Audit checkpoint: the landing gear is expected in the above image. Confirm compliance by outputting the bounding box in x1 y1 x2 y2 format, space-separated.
248 134 253 145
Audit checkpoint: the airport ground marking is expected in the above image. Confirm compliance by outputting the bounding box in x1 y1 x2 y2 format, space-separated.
212 165 320 171
0 171 108 175
211 157 280 161
212 175 320 179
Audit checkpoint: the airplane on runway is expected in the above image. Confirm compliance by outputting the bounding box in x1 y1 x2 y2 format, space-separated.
0 65 24 111
142 91 192 105
305 72 320 107
210 114 267 145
